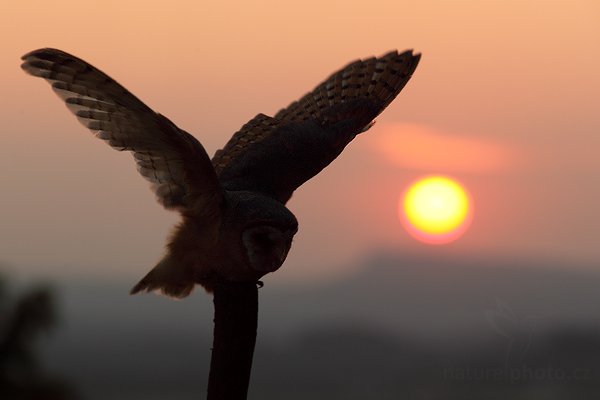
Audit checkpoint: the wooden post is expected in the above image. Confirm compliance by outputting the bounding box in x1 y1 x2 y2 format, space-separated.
206 282 259 400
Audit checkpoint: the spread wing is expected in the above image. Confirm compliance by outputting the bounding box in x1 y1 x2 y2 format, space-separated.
212 50 420 203
21 48 222 213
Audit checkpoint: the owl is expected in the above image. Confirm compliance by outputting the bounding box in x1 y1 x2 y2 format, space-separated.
21 48 420 298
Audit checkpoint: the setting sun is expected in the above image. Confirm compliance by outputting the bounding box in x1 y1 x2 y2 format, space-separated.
400 176 472 244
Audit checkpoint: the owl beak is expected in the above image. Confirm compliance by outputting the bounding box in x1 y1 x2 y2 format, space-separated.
269 251 287 271
278 246 289 265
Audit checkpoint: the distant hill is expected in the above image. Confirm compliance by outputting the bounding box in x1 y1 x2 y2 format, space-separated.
32 252 600 399
261 252 600 340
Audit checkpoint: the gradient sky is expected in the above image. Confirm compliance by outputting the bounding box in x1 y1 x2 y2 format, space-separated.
1 1 598 284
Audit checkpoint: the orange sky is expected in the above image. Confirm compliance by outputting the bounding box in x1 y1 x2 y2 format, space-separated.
1 1 599 283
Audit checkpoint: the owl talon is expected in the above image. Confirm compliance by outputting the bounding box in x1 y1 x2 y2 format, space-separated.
256 281 264 289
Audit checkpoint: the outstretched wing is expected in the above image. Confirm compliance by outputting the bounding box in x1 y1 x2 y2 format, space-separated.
212 50 420 203
22 48 222 213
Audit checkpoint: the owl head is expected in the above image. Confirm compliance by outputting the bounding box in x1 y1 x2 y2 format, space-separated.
224 191 298 274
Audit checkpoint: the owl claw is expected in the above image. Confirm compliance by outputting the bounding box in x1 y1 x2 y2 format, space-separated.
256 281 264 289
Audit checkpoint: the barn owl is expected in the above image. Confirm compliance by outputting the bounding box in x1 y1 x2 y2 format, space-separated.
21 48 420 298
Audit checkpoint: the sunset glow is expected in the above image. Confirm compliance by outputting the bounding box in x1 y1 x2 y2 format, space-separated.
1 1 598 277
400 176 472 244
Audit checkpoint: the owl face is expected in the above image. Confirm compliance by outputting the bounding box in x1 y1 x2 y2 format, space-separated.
222 190 298 276
242 225 296 273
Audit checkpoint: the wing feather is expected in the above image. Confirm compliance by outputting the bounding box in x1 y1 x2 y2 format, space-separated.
22 48 222 213
213 113 280 175
212 50 420 203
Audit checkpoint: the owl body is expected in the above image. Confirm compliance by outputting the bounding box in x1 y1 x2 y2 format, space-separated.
139 190 298 297
21 48 420 298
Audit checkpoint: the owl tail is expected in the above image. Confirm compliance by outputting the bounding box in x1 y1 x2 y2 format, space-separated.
130 257 194 299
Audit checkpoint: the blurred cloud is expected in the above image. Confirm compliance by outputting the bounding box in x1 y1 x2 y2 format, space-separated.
372 122 521 174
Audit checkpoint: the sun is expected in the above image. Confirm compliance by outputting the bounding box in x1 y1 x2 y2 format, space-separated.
400 175 472 244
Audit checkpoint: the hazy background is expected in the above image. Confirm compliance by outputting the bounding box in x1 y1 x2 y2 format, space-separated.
1 1 599 399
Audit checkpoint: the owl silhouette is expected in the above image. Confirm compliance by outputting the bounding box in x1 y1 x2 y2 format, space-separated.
21 48 420 298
